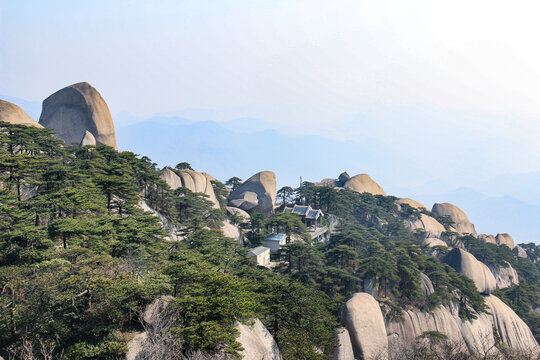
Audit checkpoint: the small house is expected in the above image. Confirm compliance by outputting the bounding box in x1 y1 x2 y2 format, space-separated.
249 246 270 266
263 233 287 253
283 205 324 228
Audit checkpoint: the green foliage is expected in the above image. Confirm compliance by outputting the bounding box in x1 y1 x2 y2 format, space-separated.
225 177 242 191
175 162 193 170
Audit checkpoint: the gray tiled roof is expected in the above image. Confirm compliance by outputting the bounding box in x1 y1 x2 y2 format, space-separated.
249 246 270 256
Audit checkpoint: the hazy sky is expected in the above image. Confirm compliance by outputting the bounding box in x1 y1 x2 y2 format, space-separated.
2 0 540 187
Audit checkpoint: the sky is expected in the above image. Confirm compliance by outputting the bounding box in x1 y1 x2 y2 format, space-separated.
2 0 540 189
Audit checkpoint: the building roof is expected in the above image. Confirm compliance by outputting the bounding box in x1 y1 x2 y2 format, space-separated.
265 233 287 241
249 246 270 256
284 205 323 220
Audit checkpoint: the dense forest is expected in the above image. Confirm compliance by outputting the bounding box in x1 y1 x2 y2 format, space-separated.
0 122 539 359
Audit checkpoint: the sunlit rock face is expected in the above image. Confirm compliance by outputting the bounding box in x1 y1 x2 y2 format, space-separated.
160 166 220 209
234 319 282 360
495 233 515 248
395 198 428 211
432 202 477 236
333 327 354 360
344 292 388 360
39 82 117 149
387 275 539 356
444 248 496 294
229 171 276 214
0 99 43 128
513 245 528 258
343 174 386 196
489 262 519 289
478 234 497 245
403 214 446 240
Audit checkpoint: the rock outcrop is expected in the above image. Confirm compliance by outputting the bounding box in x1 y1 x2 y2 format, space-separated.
403 214 446 240
344 292 388 360
489 262 519 289
138 200 183 241
160 167 220 209
496 233 515 248
422 237 448 248
396 198 428 211
478 234 497 245
338 172 351 186
229 171 276 214
387 285 538 356
234 319 282 360
484 295 538 354
343 174 386 196
39 82 117 149
514 245 528 258
227 206 251 221
221 220 243 243
432 202 477 236
127 299 283 360
125 332 148 360
420 272 435 297
444 248 496 294
79 130 96 146
333 327 354 360
0 99 43 128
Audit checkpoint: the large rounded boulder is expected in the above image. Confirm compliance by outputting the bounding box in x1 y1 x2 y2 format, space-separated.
495 233 515 248
404 214 446 240
229 171 276 214
478 234 497 245
0 99 43 128
160 167 220 209
432 202 477 236
39 82 117 149
395 198 428 211
344 292 388 360
444 248 496 294
343 174 386 196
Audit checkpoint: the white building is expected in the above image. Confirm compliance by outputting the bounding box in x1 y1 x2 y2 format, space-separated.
263 233 287 253
249 246 271 266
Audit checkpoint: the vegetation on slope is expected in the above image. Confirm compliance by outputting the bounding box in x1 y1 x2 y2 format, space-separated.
0 122 538 359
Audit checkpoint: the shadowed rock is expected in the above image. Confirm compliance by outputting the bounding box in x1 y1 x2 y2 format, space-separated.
39 82 117 149
445 248 496 294
0 99 43 128
229 171 276 214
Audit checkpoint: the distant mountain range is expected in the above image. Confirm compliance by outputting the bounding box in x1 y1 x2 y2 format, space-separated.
4 95 539 244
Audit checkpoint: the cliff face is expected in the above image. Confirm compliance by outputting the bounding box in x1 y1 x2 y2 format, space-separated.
386 294 539 356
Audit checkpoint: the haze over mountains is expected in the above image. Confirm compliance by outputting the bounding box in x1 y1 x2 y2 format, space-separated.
4 94 539 244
